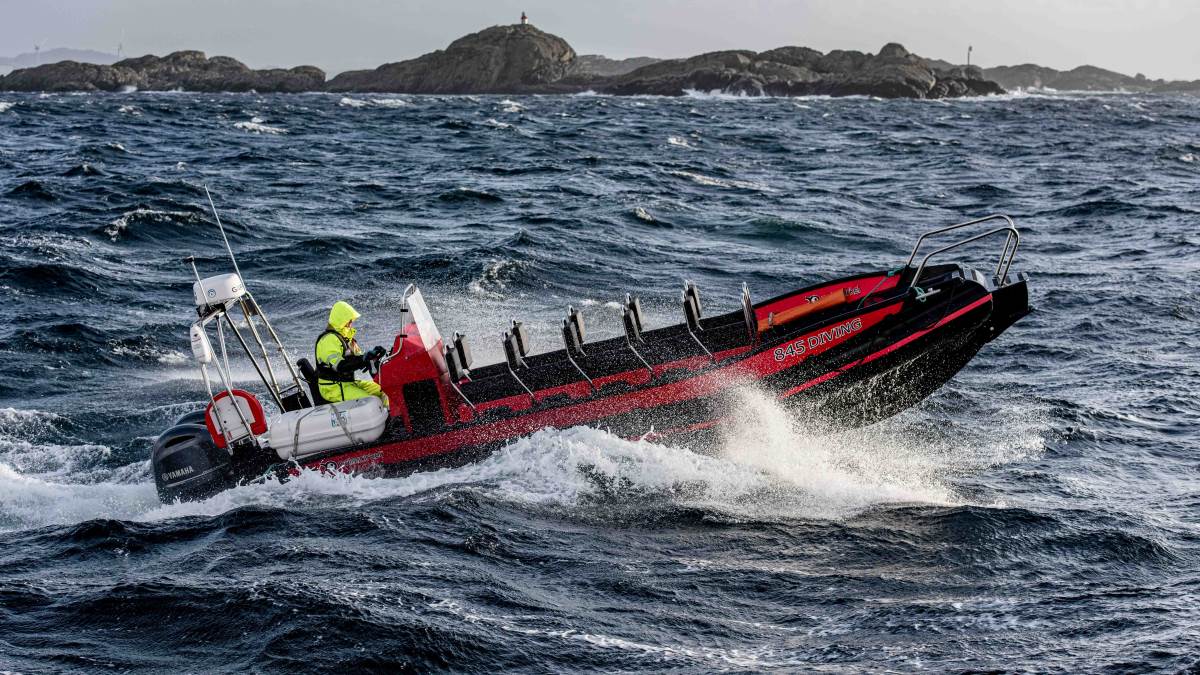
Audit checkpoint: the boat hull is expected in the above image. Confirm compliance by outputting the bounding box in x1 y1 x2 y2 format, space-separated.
299 267 1029 481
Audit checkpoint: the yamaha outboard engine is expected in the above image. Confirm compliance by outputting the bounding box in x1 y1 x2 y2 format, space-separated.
151 411 235 503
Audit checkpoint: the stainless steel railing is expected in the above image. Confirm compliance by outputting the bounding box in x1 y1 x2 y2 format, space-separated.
907 214 1020 288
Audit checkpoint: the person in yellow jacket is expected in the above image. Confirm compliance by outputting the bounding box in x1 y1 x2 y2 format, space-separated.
314 301 389 406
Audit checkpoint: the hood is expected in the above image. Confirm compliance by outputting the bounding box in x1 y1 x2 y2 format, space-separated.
328 300 360 340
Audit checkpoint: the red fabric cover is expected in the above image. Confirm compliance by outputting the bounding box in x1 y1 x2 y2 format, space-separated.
205 389 268 449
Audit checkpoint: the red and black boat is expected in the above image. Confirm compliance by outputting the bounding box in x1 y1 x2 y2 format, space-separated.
152 214 1030 503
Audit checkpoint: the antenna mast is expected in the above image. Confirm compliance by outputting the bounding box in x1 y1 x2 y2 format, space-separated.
201 184 311 407
205 185 245 283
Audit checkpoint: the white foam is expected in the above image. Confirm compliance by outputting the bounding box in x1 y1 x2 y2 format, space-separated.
682 89 756 100
339 96 410 109
633 206 656 223
667 136 693 148
0 408 125 484
109 344 188 365
0 102 16 113
429 596 797 668
117 104 140 115
468 258 525 298
0 463 159 531
105 208 193 241
234 117 286 134
499 99 524 113
668 170 772 192
484 118 512 130
1180 153 1196 163
0 383 1044 532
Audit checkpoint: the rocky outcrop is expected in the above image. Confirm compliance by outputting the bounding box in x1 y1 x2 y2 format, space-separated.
982 63 1153 91
602 43 1003 98
571 55 661 78
0 51 324 92
0 48 117 69
0 27 1008 99
324 28 1002 98
1152 79 1200 94
327 24 576 93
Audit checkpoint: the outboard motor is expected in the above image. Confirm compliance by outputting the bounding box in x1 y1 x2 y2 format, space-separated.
151 416 235 503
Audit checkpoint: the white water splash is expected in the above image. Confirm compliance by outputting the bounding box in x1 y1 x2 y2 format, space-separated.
0 383 1043 532
105 208 194 241
234 117 286 134
668 170 773 192
467 258 526 298
0 101 16 113
339 96 409 109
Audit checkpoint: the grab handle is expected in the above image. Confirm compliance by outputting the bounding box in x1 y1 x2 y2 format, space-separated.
905 214 1019 281
911 225 1020 288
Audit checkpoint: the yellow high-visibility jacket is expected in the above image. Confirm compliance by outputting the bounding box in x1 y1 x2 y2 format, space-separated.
314 301 384 404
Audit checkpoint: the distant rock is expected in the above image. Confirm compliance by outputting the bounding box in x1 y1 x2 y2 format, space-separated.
0 48 118 68
602 42 1003 98
0 51 324 92
982 63 1156 92
327 24 576 94
1151 79 1200 94
572 55 661 78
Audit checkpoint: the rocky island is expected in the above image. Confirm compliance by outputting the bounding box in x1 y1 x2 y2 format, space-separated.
979 63 1200 94
599 43 1002 98
0 50 324 93
325 25 1002 98
0 23 1005 98
8 20 1191 97
326 24 578 94
3 21 1196 97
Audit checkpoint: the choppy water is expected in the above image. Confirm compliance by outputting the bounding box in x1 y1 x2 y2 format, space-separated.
1 90 1198 672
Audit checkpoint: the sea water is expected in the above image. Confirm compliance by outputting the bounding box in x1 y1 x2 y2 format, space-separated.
0 91 1197 671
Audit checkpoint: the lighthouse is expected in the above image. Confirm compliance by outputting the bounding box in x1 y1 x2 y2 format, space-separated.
521 11 528 25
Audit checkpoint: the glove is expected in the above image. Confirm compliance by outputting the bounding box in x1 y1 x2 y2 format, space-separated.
369 346 387 360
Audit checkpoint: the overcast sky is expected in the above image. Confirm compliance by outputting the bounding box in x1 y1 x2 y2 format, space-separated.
2 0 1197 80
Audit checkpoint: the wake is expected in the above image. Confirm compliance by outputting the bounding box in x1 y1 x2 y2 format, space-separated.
0 388 1044 532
